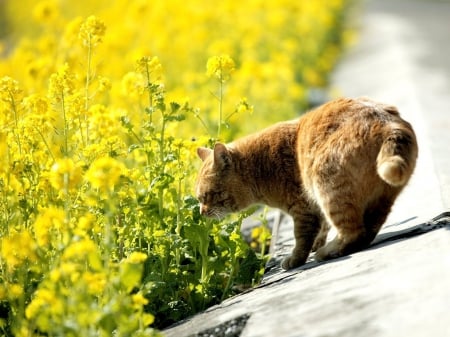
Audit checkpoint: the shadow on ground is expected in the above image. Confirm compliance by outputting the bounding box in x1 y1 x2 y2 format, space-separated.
262 212 450 287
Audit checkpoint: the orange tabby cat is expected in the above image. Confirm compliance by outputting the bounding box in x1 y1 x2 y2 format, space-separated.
195 97 418 270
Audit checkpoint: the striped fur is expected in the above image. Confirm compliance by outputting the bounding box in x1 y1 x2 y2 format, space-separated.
196 97 418 270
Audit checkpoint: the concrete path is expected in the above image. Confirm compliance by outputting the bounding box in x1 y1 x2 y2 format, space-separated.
164 1 450 336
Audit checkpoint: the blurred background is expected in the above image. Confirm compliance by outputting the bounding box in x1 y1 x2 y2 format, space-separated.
0 0 354 138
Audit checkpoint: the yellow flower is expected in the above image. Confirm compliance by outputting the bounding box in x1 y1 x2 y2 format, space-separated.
235 97 253 115
23 94 49 115
132 292 149 309
251 226 262 240
206 55 235 82
37 288 54 303
9 283 24 299
62 238 96 261
85 156 126 191
49 269 61 282
75 213 96 236
25 296 44 320
126 251 148 264
121 71 146 100
59 262 77 276
48 63 75 101
136 56 163 82
87 105 126 143
0 76 22 104
1 231 37 270
79 15 106 47
97 76 111 93
33 207 66 247
142 313 155 326
49 158 83 191
82 271 107 294
25 288 63 323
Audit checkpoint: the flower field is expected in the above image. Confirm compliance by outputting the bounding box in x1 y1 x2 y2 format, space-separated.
0 0 351 335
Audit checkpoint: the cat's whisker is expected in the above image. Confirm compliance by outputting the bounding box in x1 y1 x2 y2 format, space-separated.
211 209 226 220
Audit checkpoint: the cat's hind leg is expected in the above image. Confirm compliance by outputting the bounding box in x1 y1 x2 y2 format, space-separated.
313 187 370 262
314 216 369 262
281 212 321 270
311 219 330 252
314 194 397 262
362 194 397 243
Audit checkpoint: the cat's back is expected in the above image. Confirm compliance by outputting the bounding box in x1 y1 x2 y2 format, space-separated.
297 97 404 157
232 118 300 160
297 97 416 191
299 97 400 140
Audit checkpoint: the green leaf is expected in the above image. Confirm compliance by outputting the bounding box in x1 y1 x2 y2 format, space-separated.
120 115 134 130
170 102 181 112
88 250 103 271
120 261 143 292
145 107 155 115
235 249 260 285
150 173 174 190
165 113 186 122
128 144 142 153
99 311 116 335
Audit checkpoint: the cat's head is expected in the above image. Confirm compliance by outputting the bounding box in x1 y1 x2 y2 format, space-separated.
195 143 252 218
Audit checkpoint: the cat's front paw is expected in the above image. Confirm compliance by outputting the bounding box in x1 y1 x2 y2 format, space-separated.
281 256 294 270
281 255 305 270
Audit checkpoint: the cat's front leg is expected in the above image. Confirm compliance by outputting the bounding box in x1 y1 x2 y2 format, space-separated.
281 213 320 270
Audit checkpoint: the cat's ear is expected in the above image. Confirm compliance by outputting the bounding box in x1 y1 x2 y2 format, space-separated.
197 147 212 162
213 143 232 169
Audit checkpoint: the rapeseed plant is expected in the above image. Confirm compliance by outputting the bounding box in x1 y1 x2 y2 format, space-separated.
0 0 352 334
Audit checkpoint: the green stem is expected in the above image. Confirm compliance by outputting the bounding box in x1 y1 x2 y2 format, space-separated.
63 172 71 230
175 178 182 235
175 176 183 265
260 233 267 257
225 110 238 122
201 255 208 284
145 63 153 125
158 188 164 224
260 207 269 257
200 219 211 284
221 264 235 301
84 35 92 145
217 79 223 139
61 92 69 156
130 128 145 147
157 116 167 222
9 92 22 155
159 117 166 166
37 129 56 163
103 191 117 271
193 110 212 135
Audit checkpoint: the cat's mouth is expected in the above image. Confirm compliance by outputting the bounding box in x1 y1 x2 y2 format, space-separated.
199 204 229 220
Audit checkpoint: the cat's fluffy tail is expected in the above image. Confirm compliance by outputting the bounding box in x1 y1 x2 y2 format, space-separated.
377 120 418 187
